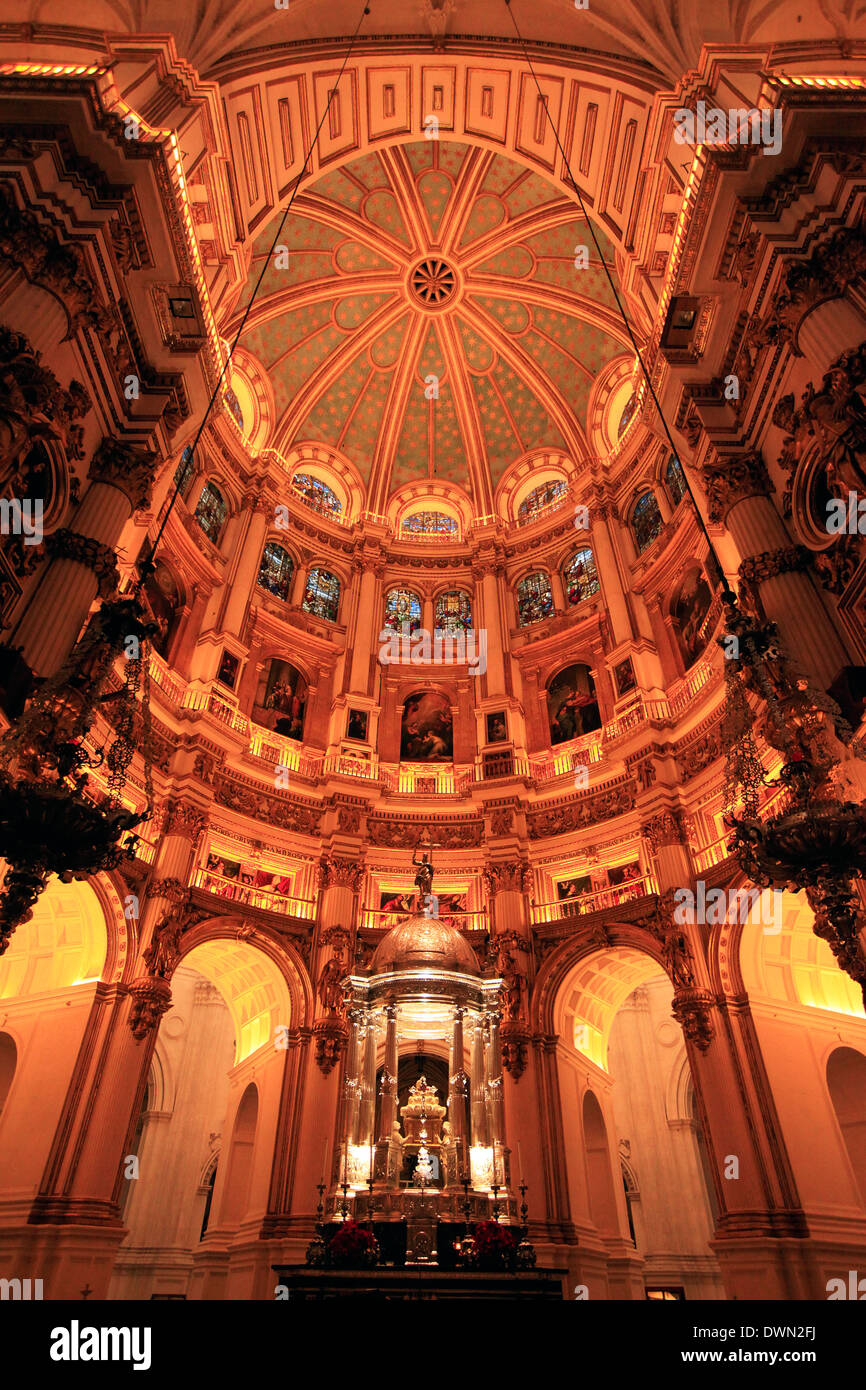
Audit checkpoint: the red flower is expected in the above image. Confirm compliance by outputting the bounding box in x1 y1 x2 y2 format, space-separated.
472 1220 519 1262
328 1221 378 1266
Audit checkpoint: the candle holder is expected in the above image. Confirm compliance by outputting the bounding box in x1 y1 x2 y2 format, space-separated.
304 1180 328 1267
339 1177 350 1222
515 1179 537 1269
490 1180 501 1223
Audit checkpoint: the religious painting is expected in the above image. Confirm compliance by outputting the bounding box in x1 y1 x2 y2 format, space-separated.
556 875 592 911
486 711 507 744
252 657 307 740
672 571 713 669
217 650 239 690
613 656 637 698
140 560 181 658
346 708 368 741
400 690 453 761
379 889 414 924
607 863 645 903
547 664 601 745
437 891 467 916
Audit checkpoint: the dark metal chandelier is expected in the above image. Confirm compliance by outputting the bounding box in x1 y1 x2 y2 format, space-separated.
0 593 156 953
719 596 866 1003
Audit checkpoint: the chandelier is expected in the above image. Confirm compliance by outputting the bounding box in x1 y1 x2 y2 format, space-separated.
719 595 866 1002
0 593 156 953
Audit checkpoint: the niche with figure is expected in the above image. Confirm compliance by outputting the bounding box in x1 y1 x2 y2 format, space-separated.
547 663 601 745
400 690 453 761
251 657 307 740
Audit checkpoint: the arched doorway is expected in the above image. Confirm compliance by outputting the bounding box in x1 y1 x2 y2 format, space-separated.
110 936 294 1300
827 1047 866 1206
554 946 724 1299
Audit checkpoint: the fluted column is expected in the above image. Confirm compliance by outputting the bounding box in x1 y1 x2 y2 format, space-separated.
589 500 632 646
703 449 848 688
486 1009 505 1146
345 1007 366 1145
12 439 155 676
349 559 383 694
219 489 272 639
475 564 507 696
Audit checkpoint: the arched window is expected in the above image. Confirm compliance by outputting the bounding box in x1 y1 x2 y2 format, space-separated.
666 454 688 507
174 445 195 496
194 481 228 544
518 479 567 521
292 472 342 519
631 490 663 553
224 385 244 432
199 1160 218 1240
516 572 554 627
257 542 294 602
435 590 472 633
302 567 341 623
400 511 458 537
563 547 600 605
383 588 421 633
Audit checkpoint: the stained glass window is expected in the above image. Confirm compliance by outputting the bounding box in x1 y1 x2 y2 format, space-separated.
174 445 194 496
564 547 600 605
516 572 554 627
257 542 294 601
517 479 567 521
194 481 228 544
302 567 341 623
384 588 421 632
666 454 688 507
224 386 244 431
631 490 663 554
292 472 342 518
617 392 638 439
435 590 472 633
400 511 458 536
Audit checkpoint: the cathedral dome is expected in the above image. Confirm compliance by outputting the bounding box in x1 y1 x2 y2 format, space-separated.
370 913 479 976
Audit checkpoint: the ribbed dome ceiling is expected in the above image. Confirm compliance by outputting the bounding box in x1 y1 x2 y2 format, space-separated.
231 141 631 514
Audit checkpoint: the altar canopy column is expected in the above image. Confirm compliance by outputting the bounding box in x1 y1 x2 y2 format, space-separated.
377 1004 398 1143
12 439 155 677
357 1014 378 1149
345 1007 365 1146
448 1006 469 1173
486 1008 505 1147
470 1019 489 1146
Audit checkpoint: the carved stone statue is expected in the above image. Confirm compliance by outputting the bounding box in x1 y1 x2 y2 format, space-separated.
317 951 346 1015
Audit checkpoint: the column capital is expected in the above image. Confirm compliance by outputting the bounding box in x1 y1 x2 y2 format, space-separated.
702 450 774 524
89 438 157 512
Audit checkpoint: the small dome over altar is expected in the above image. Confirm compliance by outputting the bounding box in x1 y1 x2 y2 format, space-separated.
370 913 480 976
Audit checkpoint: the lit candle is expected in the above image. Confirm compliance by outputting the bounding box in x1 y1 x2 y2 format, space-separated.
321 1138 329 1185
518 1142 523 1182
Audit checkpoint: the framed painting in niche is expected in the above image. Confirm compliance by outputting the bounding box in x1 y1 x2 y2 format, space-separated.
486 711 507 744
613 657 636 698
217 650 239 690
347 708 368 741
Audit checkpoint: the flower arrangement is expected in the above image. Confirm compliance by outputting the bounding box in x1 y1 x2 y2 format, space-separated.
467 1220 520 1270
327 1221 379 1268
